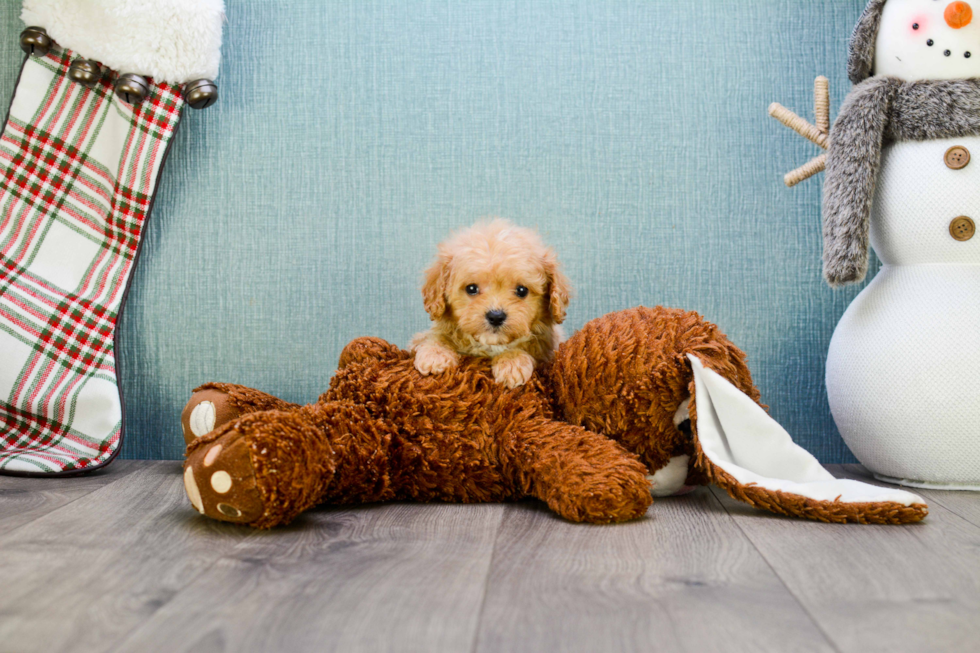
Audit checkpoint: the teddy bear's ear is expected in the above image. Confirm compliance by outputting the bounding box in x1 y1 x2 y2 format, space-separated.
544 249 571 325
685 354 927 525
421 254 451 320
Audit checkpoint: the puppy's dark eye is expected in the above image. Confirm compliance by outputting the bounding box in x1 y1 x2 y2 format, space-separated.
465 284 479 296
515 285 529 298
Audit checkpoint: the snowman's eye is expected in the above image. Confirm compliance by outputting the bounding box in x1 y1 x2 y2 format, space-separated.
913 22 920 30
928 39 935 46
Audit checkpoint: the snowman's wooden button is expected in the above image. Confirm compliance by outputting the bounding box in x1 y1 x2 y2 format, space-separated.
950 216 976 241
945 146 971 170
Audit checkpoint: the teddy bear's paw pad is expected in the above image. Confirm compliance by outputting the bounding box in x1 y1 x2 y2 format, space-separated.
181 389 244 446
183 466 204 512
210 470 232 492
184 437 265 525
188 401 216 438
203 443 223 466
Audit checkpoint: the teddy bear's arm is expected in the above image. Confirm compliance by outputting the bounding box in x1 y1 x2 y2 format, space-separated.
506 416 652 524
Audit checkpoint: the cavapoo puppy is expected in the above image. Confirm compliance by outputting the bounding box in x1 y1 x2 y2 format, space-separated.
411 219 571 388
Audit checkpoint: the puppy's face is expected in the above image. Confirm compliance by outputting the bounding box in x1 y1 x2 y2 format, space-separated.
423 221 570 347
446 256 547 346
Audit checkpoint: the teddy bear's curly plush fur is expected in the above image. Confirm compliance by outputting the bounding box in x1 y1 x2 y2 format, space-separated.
181 307 927 529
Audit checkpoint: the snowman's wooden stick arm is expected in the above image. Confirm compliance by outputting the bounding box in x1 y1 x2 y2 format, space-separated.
769 76 832 187
814 76 830 134
785 153 827 188
769 103 829 150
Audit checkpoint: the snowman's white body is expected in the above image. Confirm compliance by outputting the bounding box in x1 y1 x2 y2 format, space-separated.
823 0 980 489
826 136 980 488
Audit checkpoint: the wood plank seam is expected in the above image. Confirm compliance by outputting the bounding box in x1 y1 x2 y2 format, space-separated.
468 504 517 653
0 462 260 653
706 486 844 653
915 494 980 529
106 502 269 652
840 465 980 531
111 501 505 653
841 464 980 530
0 462 142 539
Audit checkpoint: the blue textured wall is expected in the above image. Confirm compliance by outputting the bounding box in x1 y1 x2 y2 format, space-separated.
0 1 876 462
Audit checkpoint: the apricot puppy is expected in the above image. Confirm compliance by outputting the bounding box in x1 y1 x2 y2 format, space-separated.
411 220 571 388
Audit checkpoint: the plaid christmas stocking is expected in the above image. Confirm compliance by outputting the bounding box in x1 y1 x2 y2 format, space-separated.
0 0 223 474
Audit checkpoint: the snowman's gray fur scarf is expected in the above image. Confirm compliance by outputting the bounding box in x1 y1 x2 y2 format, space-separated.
823 76 980 286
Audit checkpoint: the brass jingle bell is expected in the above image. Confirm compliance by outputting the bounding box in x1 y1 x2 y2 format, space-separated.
68 59 104 89
20 26 53 57
114 73 150 104
183 79 218 110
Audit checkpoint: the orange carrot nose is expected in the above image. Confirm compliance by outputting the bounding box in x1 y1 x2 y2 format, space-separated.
946 1 973 28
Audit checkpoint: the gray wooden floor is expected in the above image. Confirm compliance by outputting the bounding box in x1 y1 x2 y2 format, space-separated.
1 462 979 653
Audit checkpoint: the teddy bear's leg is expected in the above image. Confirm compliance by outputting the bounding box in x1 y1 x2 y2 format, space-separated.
509 417 653 524
183 401 392 528
181 383 301 445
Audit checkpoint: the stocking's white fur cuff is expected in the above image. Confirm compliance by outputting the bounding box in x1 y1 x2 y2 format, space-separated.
22 0 224 84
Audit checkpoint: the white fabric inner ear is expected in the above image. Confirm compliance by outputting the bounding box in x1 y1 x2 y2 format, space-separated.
688 355 925 507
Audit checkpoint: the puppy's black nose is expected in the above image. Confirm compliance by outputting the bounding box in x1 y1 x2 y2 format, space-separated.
486 309 507 328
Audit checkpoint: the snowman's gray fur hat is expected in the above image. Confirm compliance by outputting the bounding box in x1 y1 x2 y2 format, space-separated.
848 0 888 84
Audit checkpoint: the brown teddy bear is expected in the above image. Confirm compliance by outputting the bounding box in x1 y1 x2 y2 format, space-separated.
180 307 928 529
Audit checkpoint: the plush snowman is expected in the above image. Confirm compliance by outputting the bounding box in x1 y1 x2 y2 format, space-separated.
778 0 980 489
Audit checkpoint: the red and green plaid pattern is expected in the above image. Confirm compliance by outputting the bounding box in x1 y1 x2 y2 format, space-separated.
0 47 183 474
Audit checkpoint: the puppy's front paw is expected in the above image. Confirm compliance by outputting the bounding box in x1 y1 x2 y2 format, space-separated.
414 343 459 376
492 352 535 389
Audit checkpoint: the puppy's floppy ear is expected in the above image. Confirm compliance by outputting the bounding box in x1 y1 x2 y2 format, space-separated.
421 254 451 320
543 249 571 324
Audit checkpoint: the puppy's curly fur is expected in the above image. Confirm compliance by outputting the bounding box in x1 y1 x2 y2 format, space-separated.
411 220 571 388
